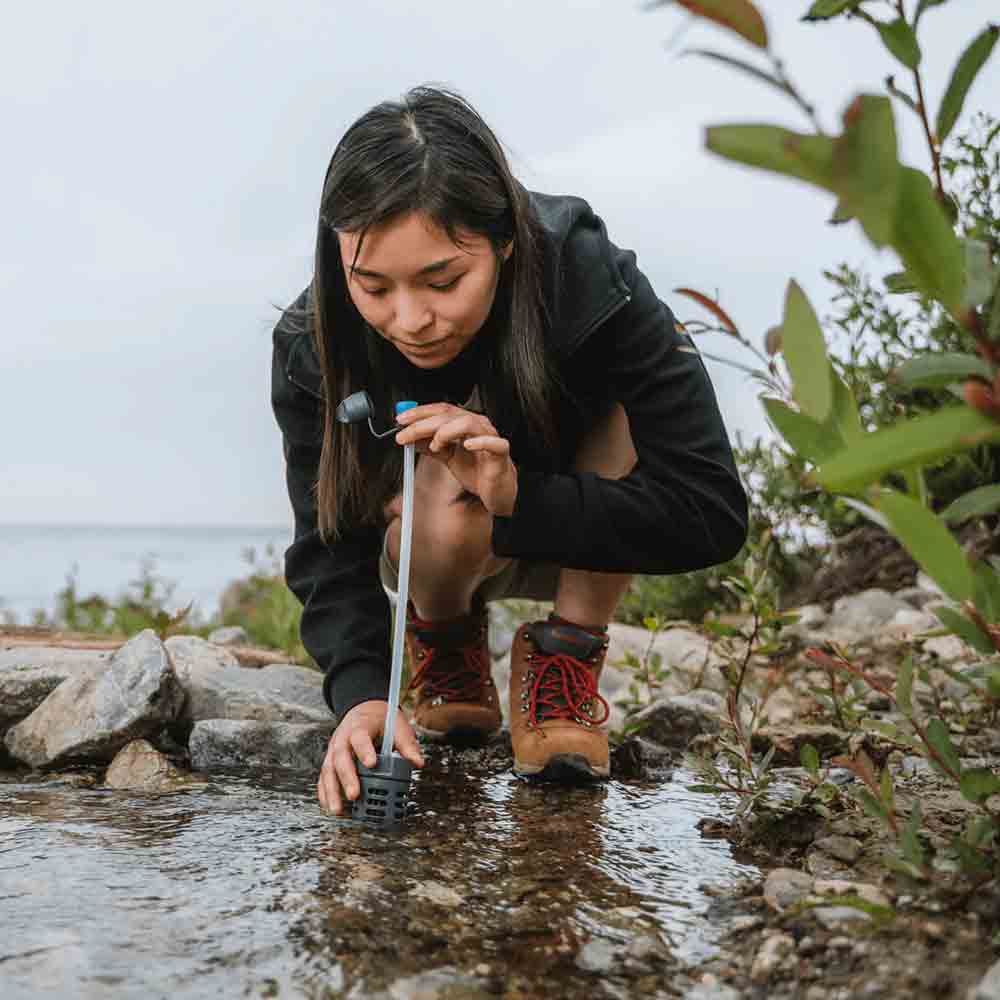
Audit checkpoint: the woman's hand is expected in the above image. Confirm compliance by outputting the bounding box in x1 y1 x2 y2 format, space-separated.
394 403 518 516
317 700 424 816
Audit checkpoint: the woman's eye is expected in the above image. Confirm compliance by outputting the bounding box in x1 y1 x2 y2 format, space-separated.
362 286 387 297
429 276 461 292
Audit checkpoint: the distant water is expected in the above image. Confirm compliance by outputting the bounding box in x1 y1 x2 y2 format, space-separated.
0 524 293 626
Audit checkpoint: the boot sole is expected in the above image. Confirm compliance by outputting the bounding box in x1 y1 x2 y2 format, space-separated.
414 723 498 747
514 753 610 783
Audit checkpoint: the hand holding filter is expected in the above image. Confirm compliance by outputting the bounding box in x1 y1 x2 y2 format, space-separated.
336 394 418 829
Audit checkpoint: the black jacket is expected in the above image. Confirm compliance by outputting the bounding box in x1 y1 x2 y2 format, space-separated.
271 191 748 718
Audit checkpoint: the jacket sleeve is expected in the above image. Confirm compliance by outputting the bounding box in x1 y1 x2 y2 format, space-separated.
491 250 748 574
271 322 391 720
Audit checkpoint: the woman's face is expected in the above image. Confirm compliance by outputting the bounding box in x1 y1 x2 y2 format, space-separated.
337 211 511 369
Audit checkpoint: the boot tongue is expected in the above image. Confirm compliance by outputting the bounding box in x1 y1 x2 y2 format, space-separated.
526 619 604 661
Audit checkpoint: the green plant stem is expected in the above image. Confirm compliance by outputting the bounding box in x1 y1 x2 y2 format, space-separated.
769 55 825 135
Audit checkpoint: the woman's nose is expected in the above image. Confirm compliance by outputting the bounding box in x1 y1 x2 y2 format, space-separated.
395 293 432 335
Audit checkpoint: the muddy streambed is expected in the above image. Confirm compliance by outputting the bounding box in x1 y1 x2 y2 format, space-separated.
0 742 758 998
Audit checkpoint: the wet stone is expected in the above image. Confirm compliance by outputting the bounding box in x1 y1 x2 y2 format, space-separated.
750 933 795 984
683 975 742 999
104 738 200 793
628 691 724 748
763 868 814 911
812 835 861 864
575 938 619 973
384 967 491 1000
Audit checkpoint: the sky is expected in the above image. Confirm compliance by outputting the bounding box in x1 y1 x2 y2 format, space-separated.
3 0 996 527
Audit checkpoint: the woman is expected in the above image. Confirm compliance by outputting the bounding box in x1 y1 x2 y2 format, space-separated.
271 86 748 815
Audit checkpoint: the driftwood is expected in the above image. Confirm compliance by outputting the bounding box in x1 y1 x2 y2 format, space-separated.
0 627 298 669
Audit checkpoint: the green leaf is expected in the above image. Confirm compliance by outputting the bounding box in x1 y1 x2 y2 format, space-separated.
877 18 922 69
855 787 889 823
897 656 914 716
831 95 899 247
988 663 1000 699
936 25 999 144
973 561 1000 624
891 167 965 318
705 125 836 190
814 405 1000 493
781 281 833 422
959 767 1000 805
674 0 769 48
900 800 925 867
803 0 862 20
861 719 901 740
801 743 820 776
880 767 895 812
876 491 973 603
933 605 996 654
915 0 948 24
925 718 962 777
894 352 994 390
828 368 865 441
884 271 918 293
963 238 997 308
761 397 843 463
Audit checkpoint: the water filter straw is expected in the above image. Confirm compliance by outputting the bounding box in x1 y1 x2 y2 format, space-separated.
380 400 417 758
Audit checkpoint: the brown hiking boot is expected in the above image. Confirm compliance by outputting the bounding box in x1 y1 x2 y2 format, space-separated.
508 616 611 780
404 602 501 743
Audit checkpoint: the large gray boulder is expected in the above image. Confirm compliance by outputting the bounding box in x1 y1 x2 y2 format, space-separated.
189 719 335 772
0 647 110 730
165 635 328 723
628 690 725 748
4 630 184 768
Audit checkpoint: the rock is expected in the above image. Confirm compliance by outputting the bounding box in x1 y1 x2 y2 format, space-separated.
805 850 851 878
883 608 938 642
826 588 912 639
895 585 938 609
813 905 872 928
812 835 861 864
610 736 673 780
188 719 335 772
0 647 109 728
683 974 742 999
4 631 183 768
628 690 724 748
607 623 728 693
750 932 794 984
923 631 971 662
752 724 848 766
763 868 814 911
973 957 1000 1000
166 636 328 724
575 937 619 973
727 915 764 934
408 881 463 908
104 739 198 793
622 931 672 972
206 625 248 646
386 967 490 1000
916 572 945 598
813 879 891 908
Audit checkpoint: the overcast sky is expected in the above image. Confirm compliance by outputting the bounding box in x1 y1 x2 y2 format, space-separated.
4 1 996 526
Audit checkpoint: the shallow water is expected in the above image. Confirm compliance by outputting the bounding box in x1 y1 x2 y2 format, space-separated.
0 745 758 998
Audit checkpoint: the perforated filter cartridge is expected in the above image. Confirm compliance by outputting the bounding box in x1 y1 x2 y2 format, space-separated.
351 753 413 828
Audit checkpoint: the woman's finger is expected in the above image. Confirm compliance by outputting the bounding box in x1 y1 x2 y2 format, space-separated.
462 436 510 456
319 746 343 815
333 741 362 803
349 728 378 770
394 714 426 768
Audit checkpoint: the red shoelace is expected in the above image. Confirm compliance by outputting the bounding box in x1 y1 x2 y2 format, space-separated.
405 641 489 703
527 653 610 728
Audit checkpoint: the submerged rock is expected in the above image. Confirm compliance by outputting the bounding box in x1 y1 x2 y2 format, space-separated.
3 631 183 768
188 719 334 772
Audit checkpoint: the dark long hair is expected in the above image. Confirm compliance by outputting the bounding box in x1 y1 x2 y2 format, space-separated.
312 85 554 540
